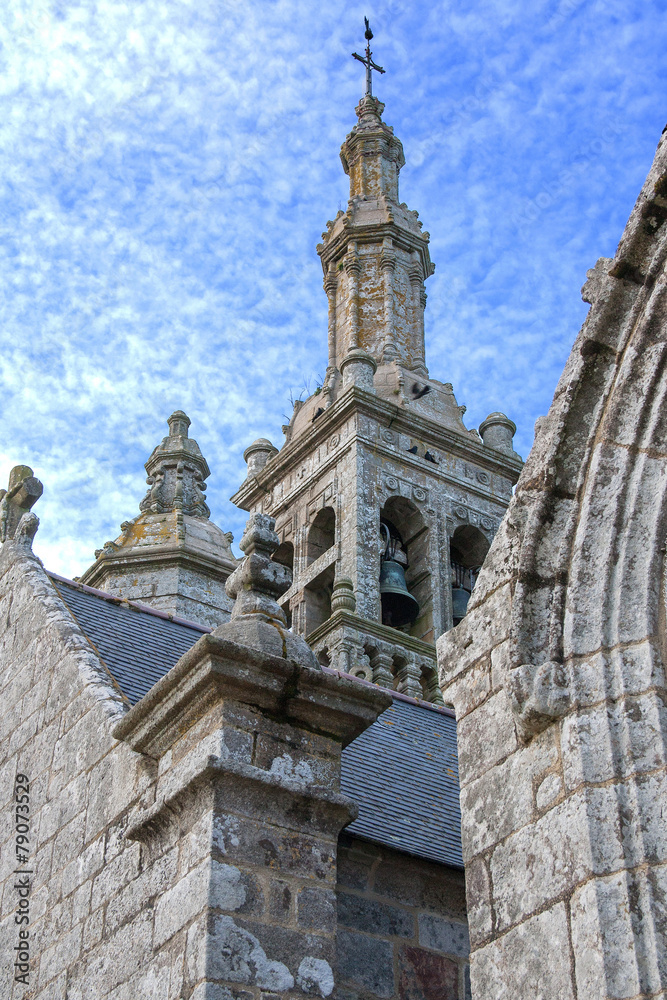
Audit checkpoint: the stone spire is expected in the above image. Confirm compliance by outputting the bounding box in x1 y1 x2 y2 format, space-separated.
80 412 238 627
233 80 522 706
316 95 434 375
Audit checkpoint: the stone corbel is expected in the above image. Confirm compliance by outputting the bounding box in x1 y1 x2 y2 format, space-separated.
508 660 571 742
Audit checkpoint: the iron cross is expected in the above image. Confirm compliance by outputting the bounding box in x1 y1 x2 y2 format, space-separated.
352 17 385 97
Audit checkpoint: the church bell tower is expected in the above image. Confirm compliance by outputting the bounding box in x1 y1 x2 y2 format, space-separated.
231 25 522 702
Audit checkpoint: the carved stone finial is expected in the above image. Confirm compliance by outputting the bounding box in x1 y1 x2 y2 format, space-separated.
479 413 517 454
139 412 211 518
218 513 319 667
0 466 43 546
167 410 191 438
225 514 291 624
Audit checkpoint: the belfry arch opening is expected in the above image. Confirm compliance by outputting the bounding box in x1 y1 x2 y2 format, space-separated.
307 507 335 565
379 497 432 643
272 540 294 572
449 525 490 627
303 506 336 638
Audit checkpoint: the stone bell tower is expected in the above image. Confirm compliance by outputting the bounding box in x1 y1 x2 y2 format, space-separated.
231 33 523 702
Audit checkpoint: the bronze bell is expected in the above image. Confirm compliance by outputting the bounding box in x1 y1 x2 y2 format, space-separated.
451 586 470 623
380 558 420 627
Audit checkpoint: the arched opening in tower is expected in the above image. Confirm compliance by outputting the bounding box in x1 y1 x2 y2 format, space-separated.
379 496 432 642
449 525 490 627
306 506 336 565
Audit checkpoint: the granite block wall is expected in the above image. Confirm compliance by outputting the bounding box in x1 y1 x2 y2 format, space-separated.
336 834 470 1000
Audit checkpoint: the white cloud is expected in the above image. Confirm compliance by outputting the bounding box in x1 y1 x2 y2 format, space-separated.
0 0 665 576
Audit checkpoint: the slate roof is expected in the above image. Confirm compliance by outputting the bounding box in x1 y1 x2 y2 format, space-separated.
341 698 462 868
49 573 208 705
48 573 462 869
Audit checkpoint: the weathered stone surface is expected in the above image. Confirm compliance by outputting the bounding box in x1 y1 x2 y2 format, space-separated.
439 124 667 998
338 891 414 938
0 531 397 1000
338 930 395 998
472 905 574 1000
336 836 469 1000
418 915 469 958
398 946 460 1000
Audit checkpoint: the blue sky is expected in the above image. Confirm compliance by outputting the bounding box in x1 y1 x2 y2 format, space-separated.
1 0 666 576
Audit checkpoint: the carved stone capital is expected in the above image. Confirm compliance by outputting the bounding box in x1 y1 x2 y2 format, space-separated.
380 247 397 272
344 252 361 278
408 264 423 287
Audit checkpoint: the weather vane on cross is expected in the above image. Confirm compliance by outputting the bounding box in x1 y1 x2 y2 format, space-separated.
352 17 385 97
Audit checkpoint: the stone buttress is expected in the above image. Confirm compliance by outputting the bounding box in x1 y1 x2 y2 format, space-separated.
232 93 522 703
437 125 667 998
80 410 238 628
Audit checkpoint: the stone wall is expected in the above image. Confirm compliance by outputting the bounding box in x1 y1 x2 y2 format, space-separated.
336 834 470 1000
0 540 157 999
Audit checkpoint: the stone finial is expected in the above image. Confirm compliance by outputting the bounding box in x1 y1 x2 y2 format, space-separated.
167 410 191 438
219 513 318 668
479 412 517 454
331 577 356 613
140 412 211 517
243 439 278 479
0 466 43 546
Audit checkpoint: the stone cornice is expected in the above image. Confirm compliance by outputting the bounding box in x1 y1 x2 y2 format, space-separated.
125 755 358 845
307 610 437 662
113 633 392 759
318 219 432 278
80 543 238 587
231 386 522 511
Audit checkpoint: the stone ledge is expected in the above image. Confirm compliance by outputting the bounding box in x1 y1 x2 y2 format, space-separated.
307 610 437 661
113 633 391 759
125 755 358 845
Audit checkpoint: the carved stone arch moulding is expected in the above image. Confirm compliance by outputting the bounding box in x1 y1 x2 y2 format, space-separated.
508 236 667 741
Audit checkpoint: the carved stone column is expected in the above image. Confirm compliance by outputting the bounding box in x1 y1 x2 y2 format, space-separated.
380 239 397 362
324 264 338 371
408 257 428 377
394 656 422 699
370 649 394 689
344 244 361 353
